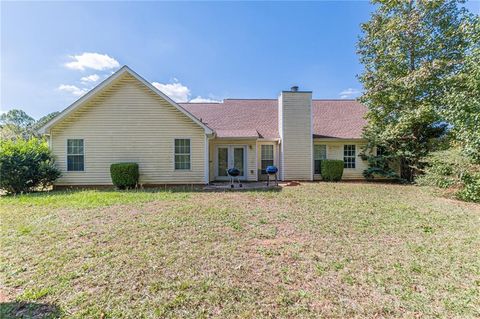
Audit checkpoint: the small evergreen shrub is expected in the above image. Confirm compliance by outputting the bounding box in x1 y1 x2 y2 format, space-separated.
0 138 61 194
363 154 399 180
321 160 344 181
110 163 139 189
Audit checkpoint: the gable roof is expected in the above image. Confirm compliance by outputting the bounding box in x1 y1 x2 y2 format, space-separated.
38 65 213 134
40 66 366 139
180 99 367 139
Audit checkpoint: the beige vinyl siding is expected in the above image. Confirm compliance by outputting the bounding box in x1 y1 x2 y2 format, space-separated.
313 139 368 180
51 73 206 185
256 141 279 181
209 139 257 181
279 92 313 180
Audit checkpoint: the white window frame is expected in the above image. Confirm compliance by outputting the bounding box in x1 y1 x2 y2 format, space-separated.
174 138 191 170
313 144 327 175
260 144 274 174
66 138 85 172
343 144 356 169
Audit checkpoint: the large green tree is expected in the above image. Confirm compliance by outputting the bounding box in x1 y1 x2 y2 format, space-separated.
0 109 59 140
34 111 60 132
441 18 480 163
358 0 475 181
0 109 35 140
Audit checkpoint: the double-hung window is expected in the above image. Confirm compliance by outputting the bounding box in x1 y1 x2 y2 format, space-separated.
260 145 274 174
314 144 327 174
344 145 356 168
67 139 84 171
174 139 191 170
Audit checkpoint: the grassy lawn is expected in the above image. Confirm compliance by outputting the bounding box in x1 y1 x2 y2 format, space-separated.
1 183 479 318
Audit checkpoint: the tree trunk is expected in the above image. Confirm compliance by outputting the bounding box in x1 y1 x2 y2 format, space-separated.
400 158 414 182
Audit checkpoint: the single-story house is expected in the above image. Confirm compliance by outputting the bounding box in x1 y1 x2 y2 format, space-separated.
39 65 373 187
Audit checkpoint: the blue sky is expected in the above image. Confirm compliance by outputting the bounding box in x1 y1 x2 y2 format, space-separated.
2 1 479 119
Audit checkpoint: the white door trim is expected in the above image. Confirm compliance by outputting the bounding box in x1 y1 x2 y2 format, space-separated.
214 144 248 181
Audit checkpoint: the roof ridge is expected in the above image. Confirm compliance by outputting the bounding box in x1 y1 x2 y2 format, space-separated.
224 98 276 101
223 98 359 101
180 102 221 104
313 99 358 101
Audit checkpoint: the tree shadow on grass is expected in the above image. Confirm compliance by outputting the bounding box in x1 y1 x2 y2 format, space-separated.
2 183 283 197
0 302 62 319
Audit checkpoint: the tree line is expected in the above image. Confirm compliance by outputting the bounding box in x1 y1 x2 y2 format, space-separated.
0 109 60 141
358 0 479 201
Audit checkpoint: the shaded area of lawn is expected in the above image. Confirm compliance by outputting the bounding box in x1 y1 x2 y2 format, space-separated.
1 183 479 318
0 301 62 319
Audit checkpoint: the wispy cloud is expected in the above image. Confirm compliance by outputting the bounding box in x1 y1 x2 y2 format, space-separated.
80 74 100 83
189 96 221 103
57 84 88 96
152 80 191 102
339 88 361 99
65 52 120 71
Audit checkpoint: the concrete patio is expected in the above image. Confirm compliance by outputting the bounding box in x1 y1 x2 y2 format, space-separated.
203 181 285 191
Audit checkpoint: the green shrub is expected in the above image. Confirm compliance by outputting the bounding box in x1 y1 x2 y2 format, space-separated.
0 138 61 194
417 148 480 203
457 173 480 203
110 163 139 189
321 160 344 181
363 153 399 180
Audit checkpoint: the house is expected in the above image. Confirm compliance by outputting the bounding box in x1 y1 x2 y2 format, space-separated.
39 66 371 187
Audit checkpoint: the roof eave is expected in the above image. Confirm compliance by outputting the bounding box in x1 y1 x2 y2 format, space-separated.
313 136 366 140
215 136 259 140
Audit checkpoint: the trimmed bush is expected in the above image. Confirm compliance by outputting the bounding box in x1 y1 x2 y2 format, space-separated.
0 138 61 194
321 160 344 181
110 163 139 189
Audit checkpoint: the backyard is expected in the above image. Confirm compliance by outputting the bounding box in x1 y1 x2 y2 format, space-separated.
1 183 479 318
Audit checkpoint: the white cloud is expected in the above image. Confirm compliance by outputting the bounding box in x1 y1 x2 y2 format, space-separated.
152 79 221 103
339 88 361 99
152 80 191 102
65 52 120 71
189 96 221 103
58 84 88 96
80 74 100 83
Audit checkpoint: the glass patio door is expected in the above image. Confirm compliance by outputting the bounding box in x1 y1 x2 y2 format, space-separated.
217 147 229 177
216 146 247 180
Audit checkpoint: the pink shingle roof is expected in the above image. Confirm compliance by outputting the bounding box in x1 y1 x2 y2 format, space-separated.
180 99 367 139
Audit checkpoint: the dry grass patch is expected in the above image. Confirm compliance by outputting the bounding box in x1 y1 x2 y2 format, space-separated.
1 184 479 318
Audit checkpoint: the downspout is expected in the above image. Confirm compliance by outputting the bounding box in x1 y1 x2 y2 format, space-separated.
204 133 214 184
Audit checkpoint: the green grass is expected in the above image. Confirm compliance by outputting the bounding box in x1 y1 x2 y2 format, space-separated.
1 183 479 318
0 189 190 209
